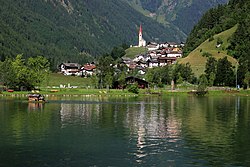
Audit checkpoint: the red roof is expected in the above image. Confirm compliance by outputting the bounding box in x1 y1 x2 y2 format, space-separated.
139 24 142 34
83 64 96 71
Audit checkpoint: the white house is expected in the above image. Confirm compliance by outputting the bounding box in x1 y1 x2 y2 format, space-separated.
147 42 159 51
167 51 182 58
81 63 96 77
59 63 81 76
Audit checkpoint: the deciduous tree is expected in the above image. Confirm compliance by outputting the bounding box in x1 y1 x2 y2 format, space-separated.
205 56 217 85
215 57 234 86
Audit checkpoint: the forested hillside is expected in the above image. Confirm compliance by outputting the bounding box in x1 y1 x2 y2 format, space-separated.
183 0 250 88
0 0 186 68
126 0 228 35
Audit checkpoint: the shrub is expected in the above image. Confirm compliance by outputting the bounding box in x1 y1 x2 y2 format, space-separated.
127 84 139 94
217 37 223 45
209 36 214 42
202 52 212 57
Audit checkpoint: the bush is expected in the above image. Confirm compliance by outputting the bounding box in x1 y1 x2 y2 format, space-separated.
127 84 139 94
209 36 214 42
202 52 212 57
217 37 223 45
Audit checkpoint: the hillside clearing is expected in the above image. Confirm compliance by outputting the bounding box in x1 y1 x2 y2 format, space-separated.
125 47 147 58
178 25 238 77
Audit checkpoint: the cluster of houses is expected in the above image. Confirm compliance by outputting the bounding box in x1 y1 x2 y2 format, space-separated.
59 41 184 77
59 62 96 77
58 25 184 77
123 41 184 74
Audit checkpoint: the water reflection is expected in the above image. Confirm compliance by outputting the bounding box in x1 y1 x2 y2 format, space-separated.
57 96 183 164
60 103 101 128
1 96 249 166
27 102 44 111
54 96 250 166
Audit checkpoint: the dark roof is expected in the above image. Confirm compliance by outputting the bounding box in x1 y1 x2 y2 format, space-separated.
126 76 148 84
158 57 177 60
60 63 80 68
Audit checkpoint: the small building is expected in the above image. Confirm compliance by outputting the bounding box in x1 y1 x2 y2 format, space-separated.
59 63 81 76
147 59 159 68
147 42 159 51
81 63 96 77
113 76 149 89
126 76 149 89
167 42 179 48
158 57 177 66
167 51 183 58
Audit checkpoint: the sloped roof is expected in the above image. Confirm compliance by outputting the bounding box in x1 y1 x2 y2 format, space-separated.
83 64 96 71
62 63 80 67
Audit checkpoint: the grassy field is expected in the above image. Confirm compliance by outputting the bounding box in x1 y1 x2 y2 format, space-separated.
42 73 93 88
178 25 238 77
125 47 147 58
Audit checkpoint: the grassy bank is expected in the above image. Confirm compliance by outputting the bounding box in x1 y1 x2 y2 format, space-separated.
1 88 249 97
1 73 249 97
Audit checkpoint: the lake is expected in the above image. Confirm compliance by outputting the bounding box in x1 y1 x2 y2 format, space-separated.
0 95 250 166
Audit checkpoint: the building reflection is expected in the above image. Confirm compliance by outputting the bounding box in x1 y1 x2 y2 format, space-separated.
124 97 182 163
58 97 182 163
28 102 44 111
60 102 100 128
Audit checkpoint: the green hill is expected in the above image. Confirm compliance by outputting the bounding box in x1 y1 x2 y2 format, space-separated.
178 26 238 77
125 47 147 58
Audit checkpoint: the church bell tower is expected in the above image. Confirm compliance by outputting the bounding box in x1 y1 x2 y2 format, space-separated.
138 24 146 47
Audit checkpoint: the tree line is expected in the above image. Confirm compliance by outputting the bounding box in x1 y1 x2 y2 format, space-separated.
0 55 50 91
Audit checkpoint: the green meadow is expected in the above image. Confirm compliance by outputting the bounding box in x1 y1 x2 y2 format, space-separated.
178 25 238 77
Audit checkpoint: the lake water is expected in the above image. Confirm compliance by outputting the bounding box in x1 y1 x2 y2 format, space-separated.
0 95 250 167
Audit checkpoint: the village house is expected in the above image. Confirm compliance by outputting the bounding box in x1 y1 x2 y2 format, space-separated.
158 57 177 66
147 42 159 51
126 76 148 89
59 63 81 76
113 76 149 89
81 63 96 77
147 58 159 68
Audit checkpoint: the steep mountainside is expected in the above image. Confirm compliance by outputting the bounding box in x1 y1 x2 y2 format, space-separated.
0 0 186 67
181 0 250 87
126 0 228 35
179 26 237 76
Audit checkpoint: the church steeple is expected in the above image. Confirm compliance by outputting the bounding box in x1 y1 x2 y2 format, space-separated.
138 24 146 47
139 24 142 37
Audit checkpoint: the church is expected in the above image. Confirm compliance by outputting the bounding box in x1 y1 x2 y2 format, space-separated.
138 24 146 47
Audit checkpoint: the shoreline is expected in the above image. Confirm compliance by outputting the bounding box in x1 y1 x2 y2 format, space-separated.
1 88 249 97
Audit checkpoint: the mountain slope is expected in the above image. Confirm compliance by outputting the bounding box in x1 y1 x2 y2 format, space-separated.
178 26 237 77
0 0 186 67
125 0 228 35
